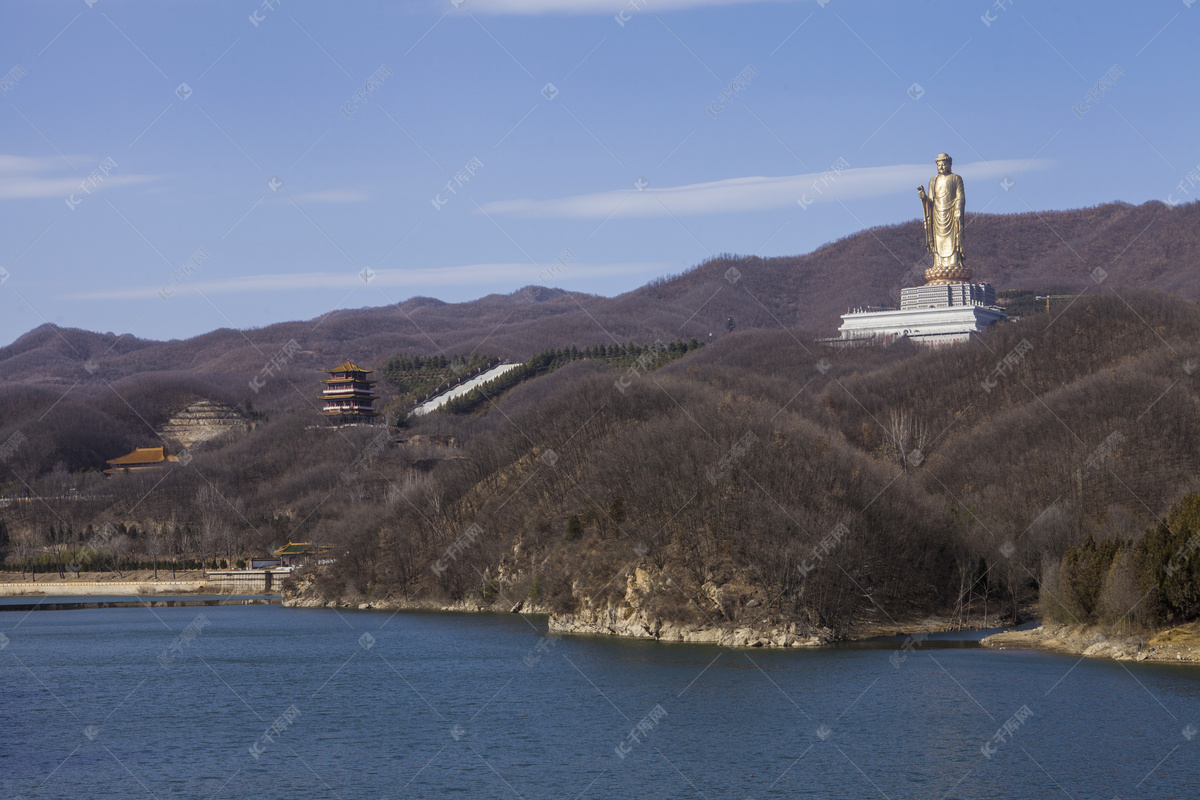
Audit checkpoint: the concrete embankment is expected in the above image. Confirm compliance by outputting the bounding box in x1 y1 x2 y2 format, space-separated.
0 580 208 596
0 597 280 612
0 568 281 596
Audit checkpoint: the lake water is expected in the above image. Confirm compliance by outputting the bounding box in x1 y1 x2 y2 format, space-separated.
2 605 1198 799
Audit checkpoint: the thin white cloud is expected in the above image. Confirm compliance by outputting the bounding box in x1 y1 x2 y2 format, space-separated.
0 174 163 199
290 189 371 204
464 0 794 13
481 159 1053 219
0 155 87 172
0 153 163 199
63 262 674 300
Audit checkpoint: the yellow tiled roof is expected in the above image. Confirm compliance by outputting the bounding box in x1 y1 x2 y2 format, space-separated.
274 541 333 556
107 446 168 466
327 361 373 374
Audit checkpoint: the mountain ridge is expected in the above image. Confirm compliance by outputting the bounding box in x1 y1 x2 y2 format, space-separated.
3 199 1198 390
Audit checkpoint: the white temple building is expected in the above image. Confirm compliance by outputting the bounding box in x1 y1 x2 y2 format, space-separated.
833 282 1006 347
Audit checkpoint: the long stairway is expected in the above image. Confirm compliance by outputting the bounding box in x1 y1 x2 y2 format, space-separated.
407 363 523 417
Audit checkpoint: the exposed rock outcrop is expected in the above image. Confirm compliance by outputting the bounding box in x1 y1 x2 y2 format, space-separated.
547 605 832 647
396 434 460 448
161 400 250 450
982 622 1200 663
544 566 833 647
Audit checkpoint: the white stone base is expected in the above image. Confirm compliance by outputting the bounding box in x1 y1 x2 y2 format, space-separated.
836 304 1006 347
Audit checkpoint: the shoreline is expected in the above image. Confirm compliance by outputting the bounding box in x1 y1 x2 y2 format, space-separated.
981 622 1200 664
282 591 1016 648
276 599 1200 662
16 583 1200 665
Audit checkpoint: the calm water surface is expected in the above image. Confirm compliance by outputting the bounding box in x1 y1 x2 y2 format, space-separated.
2 605 1198 799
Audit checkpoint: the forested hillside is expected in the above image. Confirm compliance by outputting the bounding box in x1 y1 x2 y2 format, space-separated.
6 288 1200 637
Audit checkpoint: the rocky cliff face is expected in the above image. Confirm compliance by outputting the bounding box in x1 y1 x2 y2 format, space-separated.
161 400 250 450
547 605 831 647
546 566 834 648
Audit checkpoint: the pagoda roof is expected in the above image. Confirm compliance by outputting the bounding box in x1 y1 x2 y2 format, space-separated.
107 446 171 466
326 361 373 374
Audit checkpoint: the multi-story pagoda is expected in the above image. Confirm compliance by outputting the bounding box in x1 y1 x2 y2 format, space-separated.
322 361 379 423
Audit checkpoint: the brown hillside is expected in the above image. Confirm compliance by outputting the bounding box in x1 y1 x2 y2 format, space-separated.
3 200 1198 392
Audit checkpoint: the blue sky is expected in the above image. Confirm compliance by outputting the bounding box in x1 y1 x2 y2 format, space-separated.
0 0 1195 346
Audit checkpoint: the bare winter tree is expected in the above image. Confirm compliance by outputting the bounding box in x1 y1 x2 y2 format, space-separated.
165 512 179 577
108 534 133 578
148 524 164 579
13 528 37 581
196 485 232 570
221 499 246 568
887 410 931 472
45 525 70 578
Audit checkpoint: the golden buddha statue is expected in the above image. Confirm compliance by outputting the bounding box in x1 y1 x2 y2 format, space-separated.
917 153 972 285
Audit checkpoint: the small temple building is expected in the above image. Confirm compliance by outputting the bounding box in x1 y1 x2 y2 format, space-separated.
273 541 333 568
322 361 380 423
105 446 179 475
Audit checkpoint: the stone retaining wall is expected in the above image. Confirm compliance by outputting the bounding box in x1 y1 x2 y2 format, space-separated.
0 580 208 596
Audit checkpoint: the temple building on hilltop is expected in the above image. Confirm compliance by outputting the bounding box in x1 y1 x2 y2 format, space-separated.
836 283 1004 347
105 446 178 475
322 361 380 423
